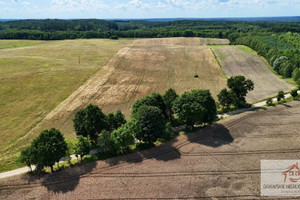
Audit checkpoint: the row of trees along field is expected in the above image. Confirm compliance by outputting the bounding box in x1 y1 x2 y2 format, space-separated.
19 76 254 173
1 19 299 86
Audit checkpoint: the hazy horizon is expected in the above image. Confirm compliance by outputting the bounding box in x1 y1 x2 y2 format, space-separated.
1 0 299 19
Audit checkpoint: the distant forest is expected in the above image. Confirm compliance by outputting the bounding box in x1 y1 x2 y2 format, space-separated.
0 19 299 82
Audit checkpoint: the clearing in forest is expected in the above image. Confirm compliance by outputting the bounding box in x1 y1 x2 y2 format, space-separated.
211 45 294 102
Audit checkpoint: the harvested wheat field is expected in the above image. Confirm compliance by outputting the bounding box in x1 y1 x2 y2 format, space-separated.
0 39 132 172
211 45 294 102
21 37 228 142
1 100 300 199
0 37 228 172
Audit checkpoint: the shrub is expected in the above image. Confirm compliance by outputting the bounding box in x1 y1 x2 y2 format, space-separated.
266 98 273 106
291 89 298 99
19 146 35 171
277 91 285 102
110 36 119 40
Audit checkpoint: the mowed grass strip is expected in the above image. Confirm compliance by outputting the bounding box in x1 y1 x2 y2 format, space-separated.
211 45 294 103
0 40 47 49
0 39 132 172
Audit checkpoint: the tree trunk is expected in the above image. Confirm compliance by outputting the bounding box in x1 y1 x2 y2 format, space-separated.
50 165 54 173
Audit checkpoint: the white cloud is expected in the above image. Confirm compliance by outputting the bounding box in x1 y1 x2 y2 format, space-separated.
51 0 108 11
116 0 151 10
1 0 299 19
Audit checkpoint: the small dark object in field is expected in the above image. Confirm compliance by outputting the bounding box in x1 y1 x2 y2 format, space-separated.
110 36 119 40
194 74 199 78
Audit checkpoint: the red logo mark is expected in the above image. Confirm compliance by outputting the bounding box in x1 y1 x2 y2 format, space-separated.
282 162 300 183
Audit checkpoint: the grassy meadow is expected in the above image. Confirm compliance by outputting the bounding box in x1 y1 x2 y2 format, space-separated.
0 39 132 172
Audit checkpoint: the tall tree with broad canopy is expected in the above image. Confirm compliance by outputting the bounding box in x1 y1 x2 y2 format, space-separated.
133 105 165 144
227 76 254 107
173 90 216 129
131 93 168 120
31 128 67 172
73 104 107 142
110 120 136 153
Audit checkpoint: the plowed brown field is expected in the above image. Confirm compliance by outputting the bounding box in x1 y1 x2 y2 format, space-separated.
1 100 300 199
211 45 294 102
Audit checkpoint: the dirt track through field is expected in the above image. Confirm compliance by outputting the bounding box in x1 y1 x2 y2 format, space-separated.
1 101 300 199
19 37 227 141
211 45 294 102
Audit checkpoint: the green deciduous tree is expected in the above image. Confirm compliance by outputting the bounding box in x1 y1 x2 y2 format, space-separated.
217 89 236 109
132 93 167 120
291 89 298 99
73 109 87 137
106 110 127 132
73 104 107 142
110 120 136 153
266 98 273 106
133 105 165 144
75 135 91 161
273 56 288 73
19 146 35 171
293 68 300 82
277 91 285 101
227 76 254 107
31 128 67 172
98 130 113 152
163 88 179 121
173 90 216 129
279 61 293 78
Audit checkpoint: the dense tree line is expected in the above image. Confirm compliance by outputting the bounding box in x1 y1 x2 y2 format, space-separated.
1 19 299 85
19 76 256 173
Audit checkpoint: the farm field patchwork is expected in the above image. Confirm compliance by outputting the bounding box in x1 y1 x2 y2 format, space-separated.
211 45 294 102
0 39 132 172
22 37 228 146
0 37 294 174
1 100 300 199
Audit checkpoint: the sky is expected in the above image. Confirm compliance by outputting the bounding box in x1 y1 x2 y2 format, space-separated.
0 0 299 19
